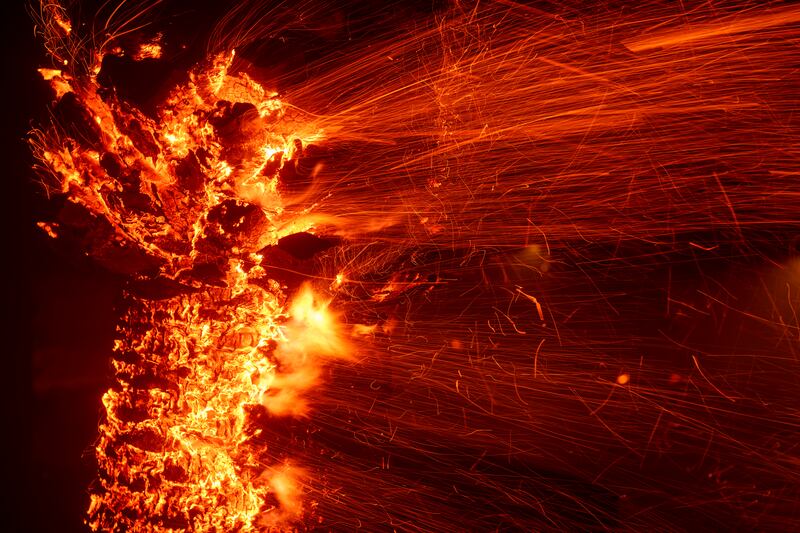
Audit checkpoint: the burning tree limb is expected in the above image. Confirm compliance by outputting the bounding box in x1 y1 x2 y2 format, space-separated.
30 3 343 530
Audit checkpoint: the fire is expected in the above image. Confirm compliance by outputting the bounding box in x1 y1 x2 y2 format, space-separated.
264 284 351 417
86 277 327 530
29 2 340 529
283 284 348 359
26 0 800 531
133 41 163 61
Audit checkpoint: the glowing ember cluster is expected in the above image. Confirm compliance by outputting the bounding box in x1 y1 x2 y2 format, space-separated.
91 283 282 531
31 9 341 531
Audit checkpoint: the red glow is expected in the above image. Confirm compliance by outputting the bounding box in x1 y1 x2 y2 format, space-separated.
26 0 800 530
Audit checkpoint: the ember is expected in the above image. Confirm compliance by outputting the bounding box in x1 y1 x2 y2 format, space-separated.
23 0 800 531
30 3 335 529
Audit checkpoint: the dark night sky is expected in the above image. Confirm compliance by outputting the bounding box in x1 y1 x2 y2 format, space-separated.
5 3 122 532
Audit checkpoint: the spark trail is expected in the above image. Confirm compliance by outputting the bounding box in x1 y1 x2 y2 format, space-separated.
29 0 800 530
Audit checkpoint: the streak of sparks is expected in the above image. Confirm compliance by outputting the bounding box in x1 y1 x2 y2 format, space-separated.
27 0 800 531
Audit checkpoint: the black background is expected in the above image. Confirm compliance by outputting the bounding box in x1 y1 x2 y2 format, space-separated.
5 2 122 531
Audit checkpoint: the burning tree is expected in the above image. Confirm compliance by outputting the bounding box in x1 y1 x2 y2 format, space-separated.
27 0 800 531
